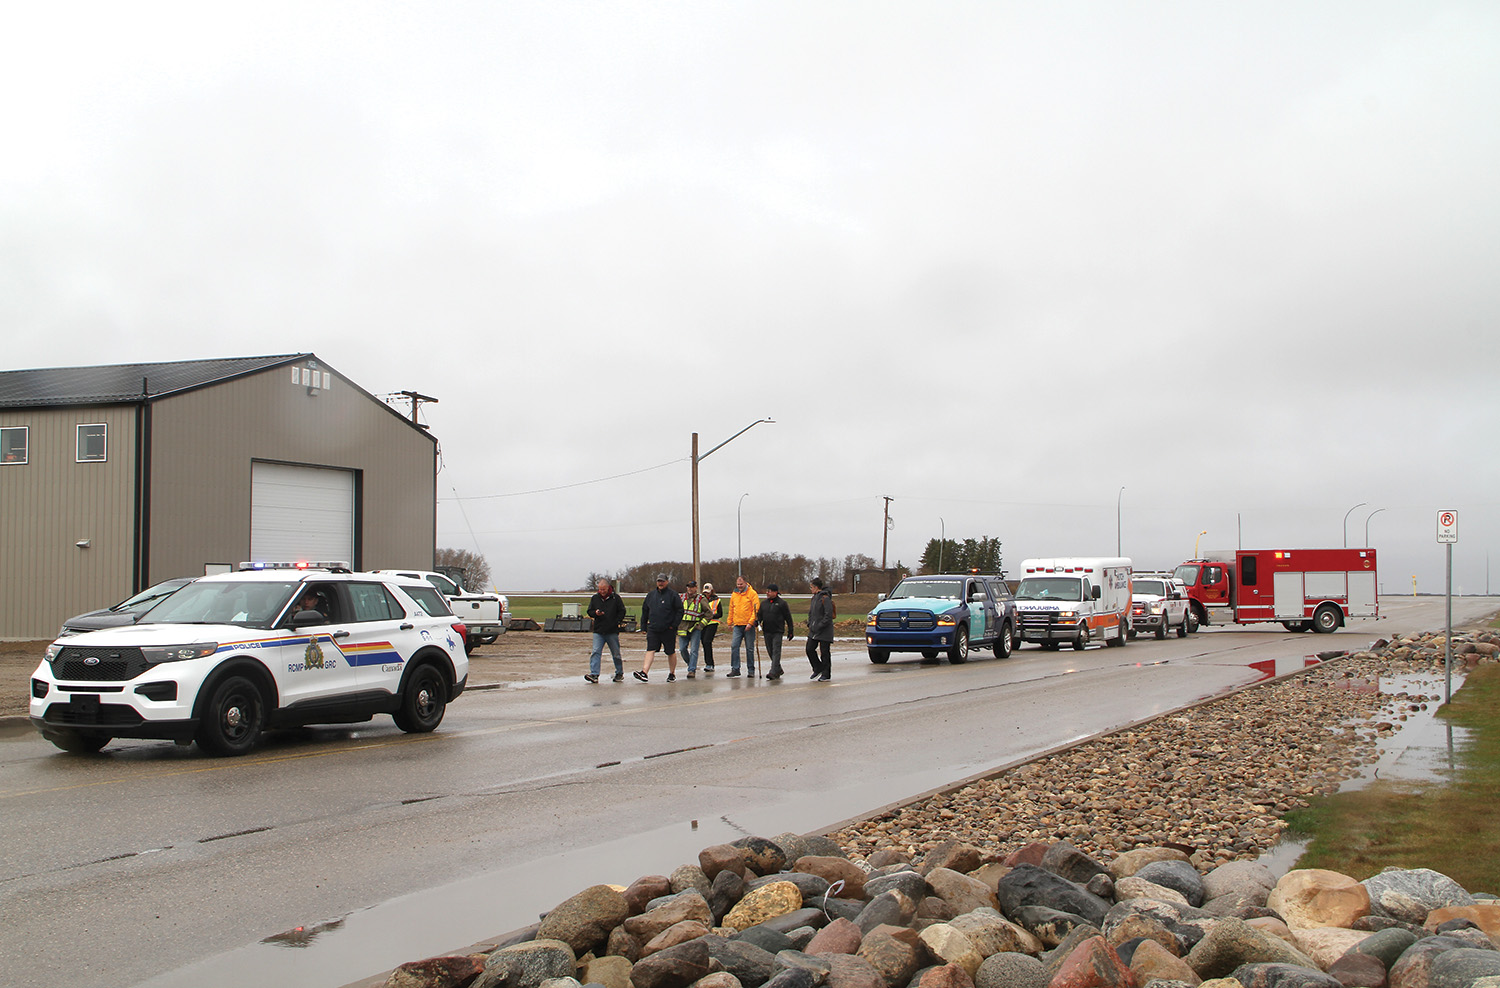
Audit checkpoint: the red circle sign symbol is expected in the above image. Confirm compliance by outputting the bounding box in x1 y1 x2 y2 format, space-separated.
1440 512 1455 526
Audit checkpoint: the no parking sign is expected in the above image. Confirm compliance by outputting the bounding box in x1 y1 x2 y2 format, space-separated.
1437 510 1458 544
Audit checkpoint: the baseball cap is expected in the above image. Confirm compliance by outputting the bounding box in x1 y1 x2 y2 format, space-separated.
767 583 779 592
655 573 668 581
686 579 697 586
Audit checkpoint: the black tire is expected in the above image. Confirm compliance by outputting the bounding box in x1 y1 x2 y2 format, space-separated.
921 650 939 660
44 730 110 754
1185 612 1198 634
993 623 1013 659
867 648 890 664
1192 604 1209 627
1127 628 1137 640
1072 628 1088 651
1155 620 1167 640
1176 614 1189 638
1040 641 1060 651
196 675 267 757
1311 606 1341 634
948 626 969 664
465 636 480 654
394 664 448 733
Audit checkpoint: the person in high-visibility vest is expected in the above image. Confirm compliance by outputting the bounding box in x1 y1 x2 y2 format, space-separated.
677 580 706 678
699 583 722 672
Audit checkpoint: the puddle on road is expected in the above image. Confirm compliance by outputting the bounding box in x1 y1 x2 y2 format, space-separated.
1256 671 1467 877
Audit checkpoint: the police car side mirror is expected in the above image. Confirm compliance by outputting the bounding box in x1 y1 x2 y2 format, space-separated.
877 593 886 602
291 609 325 627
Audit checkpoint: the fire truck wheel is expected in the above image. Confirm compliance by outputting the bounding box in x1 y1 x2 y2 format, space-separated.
1072 629 1088 651
1311 606 1341 634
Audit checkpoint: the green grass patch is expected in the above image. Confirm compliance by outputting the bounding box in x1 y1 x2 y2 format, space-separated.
1285 663 1500 889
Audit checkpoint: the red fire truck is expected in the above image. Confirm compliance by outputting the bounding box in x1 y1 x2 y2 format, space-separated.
1172 548 1378 634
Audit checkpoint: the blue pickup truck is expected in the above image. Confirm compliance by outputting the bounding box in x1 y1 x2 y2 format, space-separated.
865 573 1018 665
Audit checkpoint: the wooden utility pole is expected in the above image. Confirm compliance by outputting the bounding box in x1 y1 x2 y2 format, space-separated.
398 390 439 427
881 496 893 570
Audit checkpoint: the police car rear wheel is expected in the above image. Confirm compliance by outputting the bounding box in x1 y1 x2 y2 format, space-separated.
396 665 447 733
197 675 266 757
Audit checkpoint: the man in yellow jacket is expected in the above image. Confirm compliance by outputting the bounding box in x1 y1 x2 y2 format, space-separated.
726 575 760 678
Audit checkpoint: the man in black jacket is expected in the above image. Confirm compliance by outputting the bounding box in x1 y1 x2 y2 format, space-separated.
585 578 628 683
635 574 684 682
757 583 796 680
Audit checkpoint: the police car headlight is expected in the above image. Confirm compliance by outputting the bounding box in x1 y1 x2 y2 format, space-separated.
143 644 219 663
44 643 64 663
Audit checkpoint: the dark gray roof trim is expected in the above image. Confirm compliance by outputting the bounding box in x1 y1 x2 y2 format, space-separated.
0 354 306 407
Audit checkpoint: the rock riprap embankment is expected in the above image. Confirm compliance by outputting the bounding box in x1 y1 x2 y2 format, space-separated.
382 629 1500 988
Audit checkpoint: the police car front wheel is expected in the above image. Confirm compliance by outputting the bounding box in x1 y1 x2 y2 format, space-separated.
197 675 268 757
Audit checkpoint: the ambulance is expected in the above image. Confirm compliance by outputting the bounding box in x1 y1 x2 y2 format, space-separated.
1014 557 1133 650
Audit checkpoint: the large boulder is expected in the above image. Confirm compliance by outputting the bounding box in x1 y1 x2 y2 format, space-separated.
824 952 888 988
1288 928 1370 970
725 882 804 932
629 939 714 988
948 907 1044 957
1186 917 1321 980
1362 870 1475 925
1135 861 1207 908
538 884 632 955
806 917 864 956
864 872 928 903
973 952 1046 988
995 865 1110 928
1103 898 1216 956
1229 962 1343 988
384 954 488 988
857 926 923 987
795 856 868 900
1267 871 1372 931
639 920 713 958
925 868 998 915
1109 847 1192 880
1048 936 1136 988
1115 877 1190 907
1202 862 1276 906
700 935 779 988
1126 939 1200 986
475 939 579 988
1040 842 1112 886
1427 948 1500 988
917 924 985 977
856 891 919 935
734 836 790 876
919 841 985 876
624 891 714 941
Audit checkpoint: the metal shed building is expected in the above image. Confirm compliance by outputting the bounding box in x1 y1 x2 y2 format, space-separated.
0 354 438 640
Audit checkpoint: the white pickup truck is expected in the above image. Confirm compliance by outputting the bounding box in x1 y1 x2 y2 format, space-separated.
372 569 509 652
1129 574 1195 639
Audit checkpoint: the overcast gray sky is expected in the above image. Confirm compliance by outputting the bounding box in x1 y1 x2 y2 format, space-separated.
5 2 1498 595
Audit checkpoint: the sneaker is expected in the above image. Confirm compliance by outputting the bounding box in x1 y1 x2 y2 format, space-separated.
612 674 624 683
726 671 741 678
633 670 648 682
704 663 715 670
686 671 695 679
666 673 676 682
584 674 599 684
766 674 781 681
818 676 831 681
810 671 821 679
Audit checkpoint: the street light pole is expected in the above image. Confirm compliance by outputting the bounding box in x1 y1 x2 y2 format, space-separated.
692 418 773 587
1117 486 1124 557
1363 507 1386 548
737 493 749 577
1342 502 1367 548
1195 530 1208 558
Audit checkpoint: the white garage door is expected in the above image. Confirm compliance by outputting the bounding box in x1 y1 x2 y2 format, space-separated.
250 462 355 564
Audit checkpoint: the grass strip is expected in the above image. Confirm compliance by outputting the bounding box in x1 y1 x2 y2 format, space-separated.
1286 663 1500 891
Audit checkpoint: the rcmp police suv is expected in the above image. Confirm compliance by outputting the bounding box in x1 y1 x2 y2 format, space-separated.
28 564 469 756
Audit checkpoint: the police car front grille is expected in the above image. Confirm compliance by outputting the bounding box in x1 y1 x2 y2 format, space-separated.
53 646 149 682
44 703 145 727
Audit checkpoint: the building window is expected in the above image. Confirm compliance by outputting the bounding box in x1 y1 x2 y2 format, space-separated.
1 426 27 464
77 423 107 462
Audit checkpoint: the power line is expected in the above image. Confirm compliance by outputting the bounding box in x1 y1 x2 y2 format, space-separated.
439 457 688 500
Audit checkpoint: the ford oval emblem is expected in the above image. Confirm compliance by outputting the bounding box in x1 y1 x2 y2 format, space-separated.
83 656 101 666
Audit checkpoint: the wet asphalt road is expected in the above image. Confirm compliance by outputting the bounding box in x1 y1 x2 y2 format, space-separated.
1 597 1492 988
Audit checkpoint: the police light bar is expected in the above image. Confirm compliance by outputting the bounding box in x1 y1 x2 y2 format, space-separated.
238 561 352 571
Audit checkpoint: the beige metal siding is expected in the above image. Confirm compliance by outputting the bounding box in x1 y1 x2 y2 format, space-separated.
0 407 138 639
148 364 435 580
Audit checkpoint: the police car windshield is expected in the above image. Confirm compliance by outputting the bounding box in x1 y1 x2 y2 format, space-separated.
142 580 300 628
1133 580 1167 596
889 580 961 600
1014 577 1082 601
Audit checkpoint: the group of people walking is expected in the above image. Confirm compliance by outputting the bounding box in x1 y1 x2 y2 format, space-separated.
583 575 835 684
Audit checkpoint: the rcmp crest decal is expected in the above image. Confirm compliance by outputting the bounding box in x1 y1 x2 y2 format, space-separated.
303 638 326 669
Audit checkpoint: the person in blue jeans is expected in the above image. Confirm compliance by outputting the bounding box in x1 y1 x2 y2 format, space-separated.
584 578 628 683
726 575 760 677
